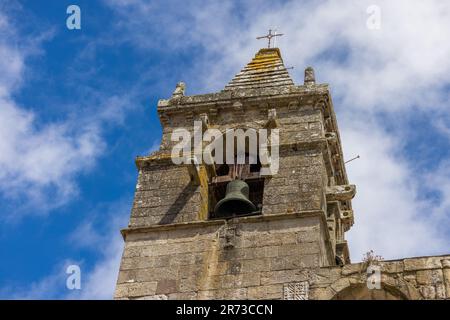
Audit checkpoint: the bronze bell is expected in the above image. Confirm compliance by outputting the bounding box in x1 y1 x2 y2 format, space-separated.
214 180 256 218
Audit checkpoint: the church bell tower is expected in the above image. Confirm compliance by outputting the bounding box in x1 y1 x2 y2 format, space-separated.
114 46 356 300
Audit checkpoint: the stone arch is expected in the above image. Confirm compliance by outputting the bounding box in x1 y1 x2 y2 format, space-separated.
332 283 408 300
325 274 420 300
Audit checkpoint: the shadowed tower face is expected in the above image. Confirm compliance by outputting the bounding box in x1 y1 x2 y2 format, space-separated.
114 47 357 300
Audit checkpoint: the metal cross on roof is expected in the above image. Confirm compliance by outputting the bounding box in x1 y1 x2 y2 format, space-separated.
256 29 283 48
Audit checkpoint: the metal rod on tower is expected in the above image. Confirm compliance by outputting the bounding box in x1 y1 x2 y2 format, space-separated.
345 155 360 164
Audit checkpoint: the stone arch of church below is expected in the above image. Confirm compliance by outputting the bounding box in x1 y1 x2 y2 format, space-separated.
332 284 407 300
308 257 449 300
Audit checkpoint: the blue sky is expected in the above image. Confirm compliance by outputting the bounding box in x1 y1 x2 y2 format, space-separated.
1 0 450 299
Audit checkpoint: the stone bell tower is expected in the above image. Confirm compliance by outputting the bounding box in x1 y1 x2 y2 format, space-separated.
114 47 357 300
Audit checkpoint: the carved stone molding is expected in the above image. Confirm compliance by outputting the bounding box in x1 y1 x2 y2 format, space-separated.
283 281 309 300
326 185 356 201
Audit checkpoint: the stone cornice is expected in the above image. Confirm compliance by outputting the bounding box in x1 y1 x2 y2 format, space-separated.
135 139 330 170
158 84 330 113
121 210 326 240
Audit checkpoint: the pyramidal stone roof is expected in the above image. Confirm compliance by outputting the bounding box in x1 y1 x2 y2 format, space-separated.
223 48 294 91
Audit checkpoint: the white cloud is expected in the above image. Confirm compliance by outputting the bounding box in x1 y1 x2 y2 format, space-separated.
0 12 96 218
66 201 129 299
0 259 76 299
0 10 136 219
75 234 124 299
0 96 103 213
341 117 448 259
1 201 129 300
105 0 450 106
425 161 450 225
105 0 450 261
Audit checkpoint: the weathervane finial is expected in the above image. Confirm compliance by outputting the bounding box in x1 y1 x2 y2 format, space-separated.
256 29 283 48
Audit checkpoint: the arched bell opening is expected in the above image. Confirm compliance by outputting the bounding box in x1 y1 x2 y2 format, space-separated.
208 128 265 220
332 283 409 300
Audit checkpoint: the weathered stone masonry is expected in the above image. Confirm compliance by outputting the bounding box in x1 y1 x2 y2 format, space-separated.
115 48 450 300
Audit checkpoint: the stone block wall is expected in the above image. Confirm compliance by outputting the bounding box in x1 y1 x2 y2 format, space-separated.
115 214 333 300
262 150 327 215
129 148 327 228
116 238 450 300
130 163 201 227
116 83 355 299
128 88 333 229
115 46 450 299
